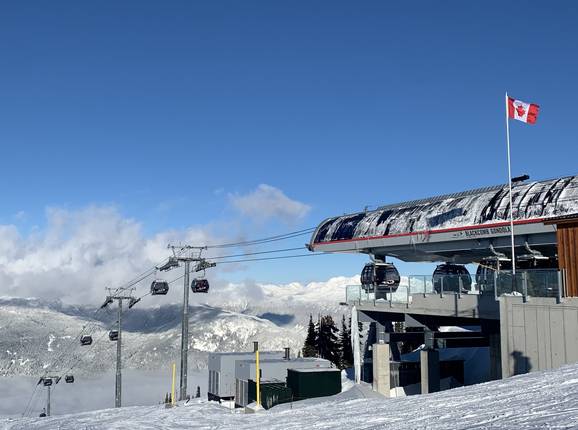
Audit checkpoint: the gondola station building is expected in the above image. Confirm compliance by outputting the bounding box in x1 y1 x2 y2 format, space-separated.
308 174 578 395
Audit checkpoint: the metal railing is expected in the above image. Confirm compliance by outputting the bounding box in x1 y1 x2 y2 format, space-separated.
345 269 565 306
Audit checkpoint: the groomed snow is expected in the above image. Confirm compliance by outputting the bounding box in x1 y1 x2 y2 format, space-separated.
4 362 578 429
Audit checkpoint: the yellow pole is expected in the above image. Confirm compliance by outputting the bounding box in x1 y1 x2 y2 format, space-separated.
171 362 176 406
255 349 261 407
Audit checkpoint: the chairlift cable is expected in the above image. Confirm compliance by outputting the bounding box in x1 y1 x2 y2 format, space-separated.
215 253 327 264
50 316 123 397
205 246 306 260
20 231 320 414
204 228 315 249
22 309 116 416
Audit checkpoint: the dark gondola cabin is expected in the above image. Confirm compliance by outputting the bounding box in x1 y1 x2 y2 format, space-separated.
360 262 401 298
80 335 93 346
42 378 53 387
109 330 119 341
150 280 169 295
65 375 74 383
191 278 209 293
433 263 472 293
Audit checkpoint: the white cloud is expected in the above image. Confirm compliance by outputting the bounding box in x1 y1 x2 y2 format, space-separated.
198 275 359 312
0 206 217 305
0 204 352 309
229 184 311 223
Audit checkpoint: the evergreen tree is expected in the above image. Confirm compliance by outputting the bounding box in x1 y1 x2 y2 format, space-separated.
339 315 353 369
317 315 340 365
302 314 317 357
196 386 201 398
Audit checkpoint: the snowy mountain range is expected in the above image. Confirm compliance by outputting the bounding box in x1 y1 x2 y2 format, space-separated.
0 276 355 376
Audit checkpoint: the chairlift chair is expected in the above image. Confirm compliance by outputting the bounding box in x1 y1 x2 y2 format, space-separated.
65 375 74 383
80 335 93 346
150 279 169 296
109 330 119 341
191 278 209 293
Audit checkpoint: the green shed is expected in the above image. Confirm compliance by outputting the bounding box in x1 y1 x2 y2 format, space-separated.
287 368 341 401
247 379 293 410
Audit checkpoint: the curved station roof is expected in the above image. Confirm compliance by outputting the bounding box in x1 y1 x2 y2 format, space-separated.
309 175 578 264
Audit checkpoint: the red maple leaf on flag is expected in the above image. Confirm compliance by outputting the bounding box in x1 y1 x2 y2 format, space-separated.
507 96 539 124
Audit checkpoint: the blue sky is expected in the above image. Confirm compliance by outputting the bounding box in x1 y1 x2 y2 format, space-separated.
1 1 578 286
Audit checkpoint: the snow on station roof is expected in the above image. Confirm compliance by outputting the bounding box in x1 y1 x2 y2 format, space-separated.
309 174 578 261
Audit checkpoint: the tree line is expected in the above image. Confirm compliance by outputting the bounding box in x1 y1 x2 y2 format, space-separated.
301 314 359 369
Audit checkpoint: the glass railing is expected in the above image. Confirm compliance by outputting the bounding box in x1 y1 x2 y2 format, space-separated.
346 269 564 305
478 269 562 298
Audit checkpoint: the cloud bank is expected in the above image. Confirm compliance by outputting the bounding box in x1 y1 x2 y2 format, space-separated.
0 203 348 308
0 206 215 304
229 184 311 224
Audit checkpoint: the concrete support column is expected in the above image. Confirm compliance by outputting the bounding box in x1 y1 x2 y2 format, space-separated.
482 318 503 380
372 343 390 397
488 330 502 380
420 349 440 394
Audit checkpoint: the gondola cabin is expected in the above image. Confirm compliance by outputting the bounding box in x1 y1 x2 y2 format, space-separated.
42 378 53 387
360 262 401 298
150 280 169 295
65 375 74 383
432 263 472 293
191 278 209 293
109 330 119 341
80 335 93 346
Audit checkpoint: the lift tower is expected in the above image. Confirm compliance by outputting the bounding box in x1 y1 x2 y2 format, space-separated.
163 245 215 401
37 376 60 417
101 287 137 408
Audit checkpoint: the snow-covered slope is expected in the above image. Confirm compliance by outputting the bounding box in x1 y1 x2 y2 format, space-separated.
0 276 354 376
4 362 578 429
0 301 307 376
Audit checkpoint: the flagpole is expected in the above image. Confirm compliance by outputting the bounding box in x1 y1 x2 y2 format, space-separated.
505 92 516 276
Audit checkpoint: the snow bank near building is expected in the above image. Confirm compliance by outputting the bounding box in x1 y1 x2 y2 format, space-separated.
5 362 578 429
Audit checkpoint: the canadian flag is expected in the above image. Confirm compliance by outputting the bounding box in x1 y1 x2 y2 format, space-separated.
507 97 540 124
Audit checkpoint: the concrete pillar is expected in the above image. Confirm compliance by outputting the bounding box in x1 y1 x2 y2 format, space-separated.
375 322 386 343
372 343 390 397
488 330 502 380
420 349 440 394
482 318 503 380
